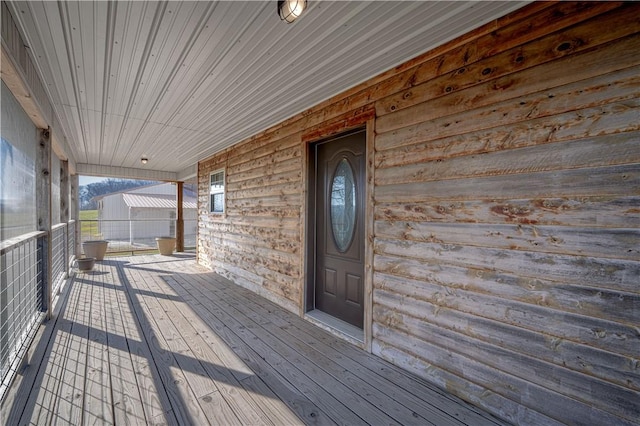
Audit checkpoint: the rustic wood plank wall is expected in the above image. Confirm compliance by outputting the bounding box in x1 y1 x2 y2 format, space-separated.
198 2 640 424
198 136 304 312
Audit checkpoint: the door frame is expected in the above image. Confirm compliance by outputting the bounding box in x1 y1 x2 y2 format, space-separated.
302 120 374 352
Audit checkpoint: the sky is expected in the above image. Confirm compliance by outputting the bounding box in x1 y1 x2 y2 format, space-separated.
79 176 108 186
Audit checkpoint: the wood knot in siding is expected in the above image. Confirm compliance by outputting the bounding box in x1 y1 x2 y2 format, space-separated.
490 204 537 224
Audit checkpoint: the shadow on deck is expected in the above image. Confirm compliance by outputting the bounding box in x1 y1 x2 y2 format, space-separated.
1 254 506 425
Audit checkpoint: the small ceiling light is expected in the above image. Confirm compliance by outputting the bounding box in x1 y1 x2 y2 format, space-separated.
141 157 148 165
278 0 306 23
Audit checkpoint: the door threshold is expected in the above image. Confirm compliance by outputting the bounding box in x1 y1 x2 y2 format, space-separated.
305 310 364 347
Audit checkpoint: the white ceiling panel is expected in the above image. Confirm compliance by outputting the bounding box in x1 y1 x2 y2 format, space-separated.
6 0 527 176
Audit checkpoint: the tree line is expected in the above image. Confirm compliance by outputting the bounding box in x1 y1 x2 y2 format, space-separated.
80 179 157 210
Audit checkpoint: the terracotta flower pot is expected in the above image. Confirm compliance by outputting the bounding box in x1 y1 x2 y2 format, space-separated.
83 240 108 261
156 237 176 255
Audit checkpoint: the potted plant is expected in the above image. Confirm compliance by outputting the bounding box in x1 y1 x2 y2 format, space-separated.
76 257 96 271
155 236 176 255
82 240 109 260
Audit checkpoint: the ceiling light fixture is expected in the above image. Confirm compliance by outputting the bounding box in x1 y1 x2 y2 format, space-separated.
278 0 306 23
141 157 148 165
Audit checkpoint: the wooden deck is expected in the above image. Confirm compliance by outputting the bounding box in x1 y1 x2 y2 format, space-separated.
1 254 506 425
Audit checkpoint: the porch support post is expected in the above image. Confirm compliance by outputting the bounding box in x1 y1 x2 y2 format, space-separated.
60 160 69 277
176 181 184 252
60 161 69 223
70 174 79 221
36 128 52 318
70 173 79 259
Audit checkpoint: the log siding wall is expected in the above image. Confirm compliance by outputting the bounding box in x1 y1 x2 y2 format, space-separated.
198 3 640 424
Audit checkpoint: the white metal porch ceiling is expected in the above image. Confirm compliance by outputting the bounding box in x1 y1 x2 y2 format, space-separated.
7 1 525 178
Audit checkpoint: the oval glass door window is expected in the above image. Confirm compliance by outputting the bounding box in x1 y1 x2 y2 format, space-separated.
331 158 357 252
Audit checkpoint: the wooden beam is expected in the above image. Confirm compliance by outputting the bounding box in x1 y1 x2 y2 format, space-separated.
60 160 69 277
363 119 375 353
36 128 52 317
70 174 79 222
176 182 184 252
0 46 48 129
60 160 69 223
70 174 79 259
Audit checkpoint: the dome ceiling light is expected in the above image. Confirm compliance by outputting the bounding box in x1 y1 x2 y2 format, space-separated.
278 0 307 23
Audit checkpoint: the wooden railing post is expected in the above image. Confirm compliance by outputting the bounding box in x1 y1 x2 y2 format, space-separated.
176 181 184 252
60 160 69 277
36 128 52 317
70 173 79 261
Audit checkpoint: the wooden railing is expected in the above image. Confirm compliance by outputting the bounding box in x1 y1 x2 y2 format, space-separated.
0 220 77 403
0 231 46 402
78 219 196 255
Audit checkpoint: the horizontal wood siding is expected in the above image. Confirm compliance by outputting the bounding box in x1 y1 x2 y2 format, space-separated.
198 141 303 312
198 3 640 424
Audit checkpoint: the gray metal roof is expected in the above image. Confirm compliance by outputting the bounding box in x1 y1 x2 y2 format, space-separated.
122 193 197 209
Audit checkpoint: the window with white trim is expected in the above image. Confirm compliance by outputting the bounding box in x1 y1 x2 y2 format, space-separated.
209 169 225 213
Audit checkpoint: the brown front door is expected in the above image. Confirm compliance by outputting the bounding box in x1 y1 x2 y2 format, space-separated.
311 130 365 328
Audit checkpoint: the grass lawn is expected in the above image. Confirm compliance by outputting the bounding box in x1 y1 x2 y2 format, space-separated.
79 210 101 238
79 209 98 220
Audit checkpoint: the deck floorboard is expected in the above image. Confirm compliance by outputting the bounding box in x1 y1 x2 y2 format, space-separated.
1 254 507 426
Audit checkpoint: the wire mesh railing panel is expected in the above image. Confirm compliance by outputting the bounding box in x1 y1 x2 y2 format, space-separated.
80 219 190 255
0 232 46 401
51 223 66 296
184 219 197 249
67 220 76 267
